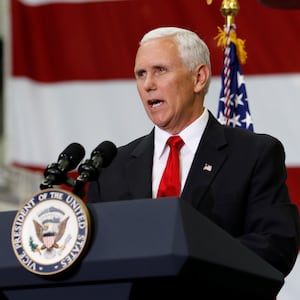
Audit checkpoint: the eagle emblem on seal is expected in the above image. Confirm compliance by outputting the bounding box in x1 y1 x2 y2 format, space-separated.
30 206 70 258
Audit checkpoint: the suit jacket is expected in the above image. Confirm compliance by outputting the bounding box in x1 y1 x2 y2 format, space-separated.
87 112 299 277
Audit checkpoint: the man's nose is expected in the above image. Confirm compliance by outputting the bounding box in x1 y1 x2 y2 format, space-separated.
143 74 156 91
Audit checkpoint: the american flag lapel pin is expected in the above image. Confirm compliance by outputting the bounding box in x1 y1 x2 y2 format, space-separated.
203 163 212 172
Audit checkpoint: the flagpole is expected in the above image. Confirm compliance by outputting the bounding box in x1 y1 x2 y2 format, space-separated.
215 0 254 131
218 0 240 126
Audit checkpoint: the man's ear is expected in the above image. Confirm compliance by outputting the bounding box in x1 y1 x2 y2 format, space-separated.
194 64 210 93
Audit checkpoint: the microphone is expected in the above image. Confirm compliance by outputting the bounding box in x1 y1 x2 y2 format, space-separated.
72 141 117 197
78 140 117 181
40 142 86 190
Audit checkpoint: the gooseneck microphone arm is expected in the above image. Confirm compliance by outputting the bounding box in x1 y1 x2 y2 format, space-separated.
40 143 85 190
72 141 117 198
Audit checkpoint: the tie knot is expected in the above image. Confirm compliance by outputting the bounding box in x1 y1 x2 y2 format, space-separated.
167 136 184 150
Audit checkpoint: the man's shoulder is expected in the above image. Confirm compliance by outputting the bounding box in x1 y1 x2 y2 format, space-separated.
112 131 154 161
220 126 285 159
207 112 283 149
225 125 282 145
120 133 152 149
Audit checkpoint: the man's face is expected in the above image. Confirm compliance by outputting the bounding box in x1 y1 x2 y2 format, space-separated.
134 37 204 134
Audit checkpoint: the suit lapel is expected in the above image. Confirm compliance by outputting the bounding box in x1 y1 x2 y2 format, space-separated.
125 131 154 199
182 113 229 213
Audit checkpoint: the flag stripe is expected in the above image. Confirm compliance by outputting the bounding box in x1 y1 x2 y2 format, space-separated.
11 0 300 82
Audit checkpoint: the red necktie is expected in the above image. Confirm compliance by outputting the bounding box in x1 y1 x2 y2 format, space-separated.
157 136 184 198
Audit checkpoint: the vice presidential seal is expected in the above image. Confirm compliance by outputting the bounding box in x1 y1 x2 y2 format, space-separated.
11 188 91 275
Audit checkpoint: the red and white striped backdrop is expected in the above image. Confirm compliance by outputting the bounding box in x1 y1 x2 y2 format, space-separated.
4 1 300 298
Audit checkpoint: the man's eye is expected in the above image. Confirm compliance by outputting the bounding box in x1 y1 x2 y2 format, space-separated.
136 70 146 78
157 67 166 73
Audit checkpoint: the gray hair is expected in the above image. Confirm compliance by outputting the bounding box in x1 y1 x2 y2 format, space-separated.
140 27 211 94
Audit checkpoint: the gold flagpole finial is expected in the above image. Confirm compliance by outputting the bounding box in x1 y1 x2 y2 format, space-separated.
221 0 240 26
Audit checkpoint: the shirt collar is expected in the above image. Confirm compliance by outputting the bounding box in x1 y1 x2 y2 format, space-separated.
154 108 209 159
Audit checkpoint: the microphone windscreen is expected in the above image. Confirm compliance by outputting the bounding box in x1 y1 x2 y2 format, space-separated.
92 141 117 167
58 143 86 170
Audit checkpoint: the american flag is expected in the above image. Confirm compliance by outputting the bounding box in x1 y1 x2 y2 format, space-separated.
217 25 254 132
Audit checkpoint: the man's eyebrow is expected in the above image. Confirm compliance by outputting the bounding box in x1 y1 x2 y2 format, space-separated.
135 64 168 74
134 68 145 75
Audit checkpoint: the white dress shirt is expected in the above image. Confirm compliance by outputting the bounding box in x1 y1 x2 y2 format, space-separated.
152 108 209 198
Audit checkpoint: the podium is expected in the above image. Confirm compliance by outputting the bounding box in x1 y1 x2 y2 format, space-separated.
0 198 284 299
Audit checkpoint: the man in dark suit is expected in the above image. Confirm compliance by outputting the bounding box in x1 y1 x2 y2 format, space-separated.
87 27 299 283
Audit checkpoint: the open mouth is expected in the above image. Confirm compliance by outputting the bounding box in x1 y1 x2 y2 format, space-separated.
148 99 163 108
